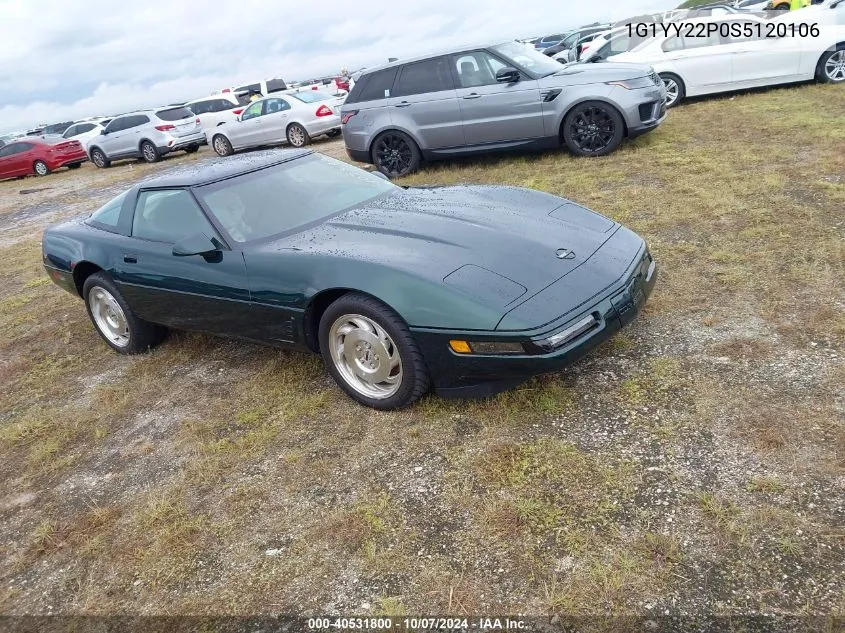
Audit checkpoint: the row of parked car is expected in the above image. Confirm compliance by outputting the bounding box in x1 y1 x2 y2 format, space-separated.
0 77 351 180
336 3 844 177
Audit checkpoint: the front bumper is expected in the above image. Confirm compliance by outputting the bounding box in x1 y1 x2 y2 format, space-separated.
412 247 657 398
618 81 667 139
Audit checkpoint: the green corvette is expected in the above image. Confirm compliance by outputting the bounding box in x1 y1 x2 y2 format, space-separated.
42 150 656 409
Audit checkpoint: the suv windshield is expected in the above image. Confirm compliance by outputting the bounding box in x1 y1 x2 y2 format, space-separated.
491 41 564 77
195 154 397 243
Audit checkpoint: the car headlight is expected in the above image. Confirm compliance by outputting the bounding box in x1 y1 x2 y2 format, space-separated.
605 76 655 90
538 314 599 351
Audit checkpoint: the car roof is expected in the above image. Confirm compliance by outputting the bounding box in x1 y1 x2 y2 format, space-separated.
137 148 313 189
358 41 518 75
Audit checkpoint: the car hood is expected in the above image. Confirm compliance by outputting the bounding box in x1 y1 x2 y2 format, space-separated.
259 186 619 311
539 61 653 86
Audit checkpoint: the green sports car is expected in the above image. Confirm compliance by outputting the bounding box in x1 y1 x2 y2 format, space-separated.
42 149 657 409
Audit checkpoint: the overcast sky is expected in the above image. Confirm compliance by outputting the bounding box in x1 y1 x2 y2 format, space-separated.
0 0 676 133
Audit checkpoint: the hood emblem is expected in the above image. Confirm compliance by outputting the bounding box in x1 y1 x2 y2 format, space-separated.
556 248 575 260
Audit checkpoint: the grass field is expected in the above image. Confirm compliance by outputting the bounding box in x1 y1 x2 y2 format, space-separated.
0 83 843 618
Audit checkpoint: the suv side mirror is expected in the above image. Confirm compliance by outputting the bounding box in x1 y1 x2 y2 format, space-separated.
172 233 220 257
495 67 521 84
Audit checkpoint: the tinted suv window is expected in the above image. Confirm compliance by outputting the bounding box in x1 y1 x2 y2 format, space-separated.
187 101 210 115
346 67 398 104
62 125 78 138
105 117 127 133
266 78 287 92
235 83 261 94
453 52 502 88
125 115 150 129
156 107 193 121
76 123 96 134
132 190 215 243
393 57 454 96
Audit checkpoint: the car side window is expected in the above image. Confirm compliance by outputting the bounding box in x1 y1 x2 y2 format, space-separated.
453 52 499 88
213 99 234 112
88 191 128 229
682 31 724 49
62 125 78 138
662 36 683 52
727 22 763 43
105 118 126 133
126 115 150 129
241 101 264 120
0 144 16 157
393 57 455 97
263 98 291 114
77 123 96 134
348 67 398 103
132 190 216 243
236 83 261 94
189 101 210 115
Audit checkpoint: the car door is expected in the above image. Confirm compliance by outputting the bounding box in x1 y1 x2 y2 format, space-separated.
387 56 464 150
230 100 266 148
257 98 292 143
726 23 803 85
450 49 544 145
662 30 734 95
113 188 255 335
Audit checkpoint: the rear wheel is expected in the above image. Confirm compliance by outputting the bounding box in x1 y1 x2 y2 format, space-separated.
184 145 200 153
660 73 685 108
83 272 166 354
817 48 845 83
562 101 625 157
140 141 160 163
67 162 82 169
90 148 110 168
212 134 234 156
33 160 50 176
286 122 311 147
319 292 430 410
371 130 421 178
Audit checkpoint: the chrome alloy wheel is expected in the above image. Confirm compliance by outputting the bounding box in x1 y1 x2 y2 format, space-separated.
329 313 403 400
142 143 157 162
89 287 130 348
34 161 49 176
663 77 680 107
825 51 845 82
288 125 306 147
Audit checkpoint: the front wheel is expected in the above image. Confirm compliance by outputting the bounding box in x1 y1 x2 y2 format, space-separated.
817 48 845 84
318 292 430 410
286 122 311 148
90 148 110 168
83 272 166 354
140 141 160 163
371 130 421 178
562 101 625 157
660 73 685 108
33 160 50 176
212 134 234 157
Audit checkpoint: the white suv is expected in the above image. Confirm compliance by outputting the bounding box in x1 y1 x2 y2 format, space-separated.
185 93 251 135
87 106 206 168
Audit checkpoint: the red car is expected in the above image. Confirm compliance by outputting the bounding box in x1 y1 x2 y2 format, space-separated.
0 137 87 179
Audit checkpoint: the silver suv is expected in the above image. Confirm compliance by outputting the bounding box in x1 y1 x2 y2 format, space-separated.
88 106 206 168
340 41 666 177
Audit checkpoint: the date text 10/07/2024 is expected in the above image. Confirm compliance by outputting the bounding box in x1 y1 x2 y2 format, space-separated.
307 617 527 630
627 21 821 39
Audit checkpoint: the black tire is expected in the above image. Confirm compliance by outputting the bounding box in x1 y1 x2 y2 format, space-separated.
212 134 234 157
184 145 200 154
140 141 160 163
286 122 311 148
562 101 625 157
318 292 430 410
371 130 421 178
67 162 82 169
90 147 110 168
660 72 686 108
325 128 341 138
816 46 845 84
83 272 166 354
33 160 50 177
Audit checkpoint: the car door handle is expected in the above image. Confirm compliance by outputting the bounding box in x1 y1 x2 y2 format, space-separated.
123 255 137 264
463 93 482 99
393 101 412 107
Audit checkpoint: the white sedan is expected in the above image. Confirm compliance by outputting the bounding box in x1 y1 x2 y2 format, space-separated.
208 91 344 156
613 14 845 106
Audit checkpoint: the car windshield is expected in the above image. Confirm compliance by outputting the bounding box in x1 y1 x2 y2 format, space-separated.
291 91 331 103
491 41 565 77
195 154 397 243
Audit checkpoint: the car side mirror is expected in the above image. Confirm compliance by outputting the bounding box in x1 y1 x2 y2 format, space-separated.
100 129 108 135
172 233 220 257
495 67 521 83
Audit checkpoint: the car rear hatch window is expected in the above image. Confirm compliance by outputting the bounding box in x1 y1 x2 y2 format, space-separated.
155 107 194 121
